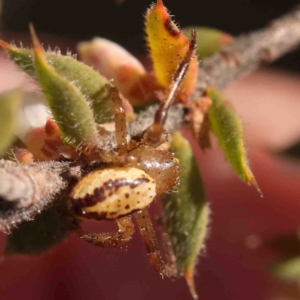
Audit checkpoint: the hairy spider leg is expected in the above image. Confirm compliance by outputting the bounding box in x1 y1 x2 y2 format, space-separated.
81 216 135 248
108 85 128 155
134 208 178 278
145 30 197 145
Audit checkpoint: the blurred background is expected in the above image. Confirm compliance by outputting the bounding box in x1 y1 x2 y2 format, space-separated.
1 1 300 300
1 0 300 70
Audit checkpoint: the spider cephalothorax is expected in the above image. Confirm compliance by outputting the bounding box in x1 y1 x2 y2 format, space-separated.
69 31 197 277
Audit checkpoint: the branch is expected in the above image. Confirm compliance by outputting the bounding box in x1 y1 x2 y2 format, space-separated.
1 7 300 229
194 6 300 98
0 160 69 232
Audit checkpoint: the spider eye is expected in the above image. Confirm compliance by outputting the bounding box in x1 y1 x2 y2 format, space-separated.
70 167 156 220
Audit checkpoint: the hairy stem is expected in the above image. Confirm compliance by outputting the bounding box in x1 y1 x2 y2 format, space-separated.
0 160 68 231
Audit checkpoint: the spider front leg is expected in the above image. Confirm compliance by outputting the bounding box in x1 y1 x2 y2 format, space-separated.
134 208 178 278
80 216 135 248
107 85 128 155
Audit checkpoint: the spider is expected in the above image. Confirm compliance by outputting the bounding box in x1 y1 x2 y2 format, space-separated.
69 31 197 278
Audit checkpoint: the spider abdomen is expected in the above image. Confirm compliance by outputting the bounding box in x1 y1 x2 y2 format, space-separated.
70 167 156 220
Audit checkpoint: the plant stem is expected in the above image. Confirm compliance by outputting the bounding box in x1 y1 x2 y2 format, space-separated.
194 6 300 98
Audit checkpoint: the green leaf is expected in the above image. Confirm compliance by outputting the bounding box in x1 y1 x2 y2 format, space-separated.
273 256 300 282
183 27 232 59
5 200 79 256
207 87 261 195
0 89 22 156
30 26 99 153
0 39 113 123
162 131 209 300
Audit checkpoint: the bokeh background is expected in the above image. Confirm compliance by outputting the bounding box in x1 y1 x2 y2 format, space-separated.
2 0 300 71
1 1 300 299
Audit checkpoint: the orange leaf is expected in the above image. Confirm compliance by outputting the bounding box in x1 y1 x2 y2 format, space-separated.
145 0 198 103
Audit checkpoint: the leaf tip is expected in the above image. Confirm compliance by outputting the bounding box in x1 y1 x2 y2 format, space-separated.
249 175 263 198
29 23 42 55
156 0 164 7
185 269 198 299
0 39 11 50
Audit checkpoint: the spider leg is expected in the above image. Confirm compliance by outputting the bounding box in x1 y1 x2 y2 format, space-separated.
107 85 128 155
80 216 135 248
134 208 178 278
145 30 197 145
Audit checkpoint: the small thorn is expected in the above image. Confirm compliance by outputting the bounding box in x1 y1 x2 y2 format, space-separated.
185 270 198 300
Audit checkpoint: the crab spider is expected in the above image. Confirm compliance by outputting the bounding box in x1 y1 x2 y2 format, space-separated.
69 31 197 278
